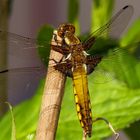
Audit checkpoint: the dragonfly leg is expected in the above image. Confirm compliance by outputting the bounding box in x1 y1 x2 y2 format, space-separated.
49 56 66 64
49 55 65 64
93 117 119 140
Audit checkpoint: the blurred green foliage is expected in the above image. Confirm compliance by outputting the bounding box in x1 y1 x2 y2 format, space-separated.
0 0 140 140
37 24 54 66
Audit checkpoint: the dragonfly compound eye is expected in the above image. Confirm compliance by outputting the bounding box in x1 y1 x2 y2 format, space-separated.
57 24 67 37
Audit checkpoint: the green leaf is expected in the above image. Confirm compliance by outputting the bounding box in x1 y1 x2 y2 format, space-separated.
91 0 114 32
5 102 16 140
102 49 140 88
37 24 54 66
0 80 45 140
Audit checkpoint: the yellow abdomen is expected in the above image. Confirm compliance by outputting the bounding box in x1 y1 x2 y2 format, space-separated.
72 64 92 137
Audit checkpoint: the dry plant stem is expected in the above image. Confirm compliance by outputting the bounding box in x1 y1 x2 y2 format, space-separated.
36 48 66 140
0 0 8 115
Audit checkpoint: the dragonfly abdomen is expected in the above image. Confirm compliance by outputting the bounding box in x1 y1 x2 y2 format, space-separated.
72 65 92 137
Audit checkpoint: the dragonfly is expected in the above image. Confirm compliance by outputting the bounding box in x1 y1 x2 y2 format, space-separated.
49 5 134 139
0 5 135 139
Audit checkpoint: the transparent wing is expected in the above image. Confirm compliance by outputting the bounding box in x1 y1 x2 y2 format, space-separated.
0 24 55 70
0 31 40 69
82 5 137 84
0 29 53 105
0 66 47 105
83 5 134 50
89 46 140 84
0 30 37 48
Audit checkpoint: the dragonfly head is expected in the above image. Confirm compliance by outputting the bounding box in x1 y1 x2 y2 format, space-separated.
57 23 75 38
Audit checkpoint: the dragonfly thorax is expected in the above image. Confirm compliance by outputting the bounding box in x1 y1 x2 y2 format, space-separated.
72 51 86 62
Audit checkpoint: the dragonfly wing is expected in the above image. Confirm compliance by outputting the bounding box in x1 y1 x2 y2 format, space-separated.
0 30 52 105
0 30 38 48
0 30 45 69
53 60 73 77
0 26 55 68
0 66 46 105
82 5 133 51
89 46 140 84
109 5 133 39
86 55 102 75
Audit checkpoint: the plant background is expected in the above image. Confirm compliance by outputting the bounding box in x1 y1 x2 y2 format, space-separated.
0 0 140 140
